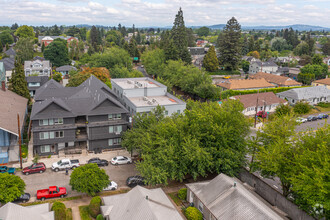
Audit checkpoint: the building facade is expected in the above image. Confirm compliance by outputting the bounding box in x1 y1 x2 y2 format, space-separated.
111 78 186 116
249 61 278 74
24 59 51 77
31 76 129 156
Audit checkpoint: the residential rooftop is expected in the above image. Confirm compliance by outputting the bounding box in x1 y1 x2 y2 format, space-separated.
128 94 181 107
250 72 302 87
112 77 165 89
217 78 276 90
277 86 330 100
313 78 330 86
230 92 287 108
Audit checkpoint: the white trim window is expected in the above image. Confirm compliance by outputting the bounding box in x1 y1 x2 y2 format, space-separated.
28 82 40 87
39 131 55 140
109 125 122 134
39 118 62 126
55 131 64 138
40 145 51 153
198 200 204 213
108 114 121 120
108 138 121 146
54 118 63 124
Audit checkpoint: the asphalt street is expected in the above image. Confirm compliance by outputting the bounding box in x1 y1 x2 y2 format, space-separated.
17 163 138 202
296 117 329 132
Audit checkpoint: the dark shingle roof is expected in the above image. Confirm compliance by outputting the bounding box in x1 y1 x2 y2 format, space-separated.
31 75 128 120
0 57 15 71
4 48 16 56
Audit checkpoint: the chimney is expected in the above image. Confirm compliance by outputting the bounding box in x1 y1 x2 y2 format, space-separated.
1 81 5 91
146 195 148 200
233 182 237 187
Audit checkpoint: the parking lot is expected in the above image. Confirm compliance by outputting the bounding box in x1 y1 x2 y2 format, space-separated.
296 116 329 132
17 163 138 201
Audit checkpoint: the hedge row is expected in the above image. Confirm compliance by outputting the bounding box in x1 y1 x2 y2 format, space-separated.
220 86 308 100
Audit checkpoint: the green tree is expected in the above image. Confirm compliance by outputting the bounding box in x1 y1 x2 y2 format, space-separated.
0 31 14 45
69 164 109 196
185 207 203 220
89 196 102 218
10 60 30 99
128 38 139 58
89 47 132 70
293 101 311 114
164 39 179 61
90 26 99 52
203 45 218 72
241 60 250 73
271 37 291 52
41 42 45 52
141 48 166 76
109 66 143 79
0 173 26 204
171 8 191 64
44 39 70 67
51 202 66 220
51 72 63 82
253 115 297 197
294 42 310 56
321 39 330 56
15 38 34 62
51 25 62 36
300 64 328 80
15 25 34 38
312 54 323 65
217 17 242 70
275 104 292 117
196 26 210 37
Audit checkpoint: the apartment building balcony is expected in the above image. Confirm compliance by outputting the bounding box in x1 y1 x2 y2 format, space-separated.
75 116 87 127
76 128 88 141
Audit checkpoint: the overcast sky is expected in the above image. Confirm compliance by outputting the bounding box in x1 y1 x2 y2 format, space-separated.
0 0 329 27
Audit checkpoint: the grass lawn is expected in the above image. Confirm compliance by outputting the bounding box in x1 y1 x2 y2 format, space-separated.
79 205 92 220
33 52 44 57
168 192 182 206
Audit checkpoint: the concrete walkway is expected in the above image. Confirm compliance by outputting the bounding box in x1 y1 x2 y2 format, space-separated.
63 196 91 220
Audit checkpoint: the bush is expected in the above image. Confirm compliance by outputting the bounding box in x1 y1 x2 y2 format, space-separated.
317 102 330 108
66 208 73 220
178 188 187 200
89 196 102 218
185 207 203 220
275 104 292 117
293 101 312 114
96 214 104 220
51 202 66 220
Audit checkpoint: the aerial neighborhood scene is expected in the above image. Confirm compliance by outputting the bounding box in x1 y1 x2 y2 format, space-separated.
1 0 330 219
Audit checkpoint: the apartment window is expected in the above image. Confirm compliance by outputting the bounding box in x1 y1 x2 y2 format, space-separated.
39 119 49 126
54 118 63 124
28 82 40 87
109 125 122 134
108 138 121 146
198 201 204 213
165 110 168 115
108 114 121 120
39 131 55 140
40 145 51 153
55 131 64 138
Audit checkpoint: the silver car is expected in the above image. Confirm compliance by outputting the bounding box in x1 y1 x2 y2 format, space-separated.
111 156 132 165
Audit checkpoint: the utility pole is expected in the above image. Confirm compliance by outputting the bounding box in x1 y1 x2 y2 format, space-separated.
254 91 260 128
263 100 266 123
17 114 22 169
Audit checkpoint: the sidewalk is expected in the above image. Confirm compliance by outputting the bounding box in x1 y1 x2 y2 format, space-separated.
13 147 131 168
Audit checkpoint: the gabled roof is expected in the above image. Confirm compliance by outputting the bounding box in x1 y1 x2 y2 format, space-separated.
0 89 28 136
217 78 276 90
31 75 128 120
5 48 16 56
101 186 183 220
277 86 330 100
186 174 283 220
231 92 287 108
0 202 54 220
55 65 77 72
313 78 330 86
252 61 278 67
0 57 15 71
250 72 302 87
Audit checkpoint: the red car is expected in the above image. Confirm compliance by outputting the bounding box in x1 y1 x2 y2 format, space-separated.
22 163 46 175
37 186 67 201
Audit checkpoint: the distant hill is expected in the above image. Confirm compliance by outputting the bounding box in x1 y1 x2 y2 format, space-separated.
199 24 330 31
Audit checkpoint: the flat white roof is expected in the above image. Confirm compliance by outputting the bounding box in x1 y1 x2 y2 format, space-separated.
129 96 181 107
114 79 160 89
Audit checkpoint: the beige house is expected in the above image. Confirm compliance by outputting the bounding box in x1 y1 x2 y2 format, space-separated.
312 78 330 89
249 72 302 87
217 78 276 91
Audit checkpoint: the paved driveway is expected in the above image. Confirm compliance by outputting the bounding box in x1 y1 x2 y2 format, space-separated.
17 163 138 202
296 117 329 132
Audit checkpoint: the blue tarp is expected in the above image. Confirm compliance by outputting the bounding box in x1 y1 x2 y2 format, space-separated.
0 152 9 164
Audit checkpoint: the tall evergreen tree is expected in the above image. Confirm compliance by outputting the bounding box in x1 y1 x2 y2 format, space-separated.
203 45 219 72
15 38 34 62
52 25 61 36
128 38 139 58
0 40 3 52
10 59 30 99
241 35 249 55
171 8 191 64
217 17 242 70
90 26 99 52
248 36 255 53
164 39 179 61
306 32 315 55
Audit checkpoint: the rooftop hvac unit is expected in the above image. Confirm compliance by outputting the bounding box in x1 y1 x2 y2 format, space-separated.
127 80 132 84
147 101 153 105
152 98 157 103
143 96 149 101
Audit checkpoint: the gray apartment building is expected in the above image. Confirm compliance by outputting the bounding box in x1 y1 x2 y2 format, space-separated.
111 77 186 116
30 75 129 156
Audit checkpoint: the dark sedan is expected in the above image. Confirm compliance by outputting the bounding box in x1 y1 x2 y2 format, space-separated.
307 116 318 121
317 113 329 119
13 193 30 203
126 176 145 188
87 158 109 166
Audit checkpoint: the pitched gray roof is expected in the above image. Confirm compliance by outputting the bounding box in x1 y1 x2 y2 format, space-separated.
277 86 330 100
31 75 128 120
0 202 54 220
101 186 183 220
253 61 278 67
56 65 77 72
5 48 16 56
0 57 15 71
186 174 283 220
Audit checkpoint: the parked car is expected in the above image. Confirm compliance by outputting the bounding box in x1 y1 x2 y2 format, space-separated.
307 116 318 121
87 157 109 167
0 166 15 174
103 181 118 191
317 113 329 119
52 159 80 172
22 163 46 175
111 156 132 165
13 193 30 203
296 117 307 123
126 176 145 187
37 186 67 201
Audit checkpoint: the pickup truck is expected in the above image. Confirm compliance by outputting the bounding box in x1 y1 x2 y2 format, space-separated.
0 166 15 174
52 158 80 172
37 186 67 201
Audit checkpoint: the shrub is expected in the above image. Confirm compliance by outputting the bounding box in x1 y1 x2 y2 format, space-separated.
317 102 330 108
185 207 203 220
293 101 312 114
275 104 292 117
66 208 72 220
96 214 104 220
178 188 187 200
89 196 102 218
51 202 66 220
